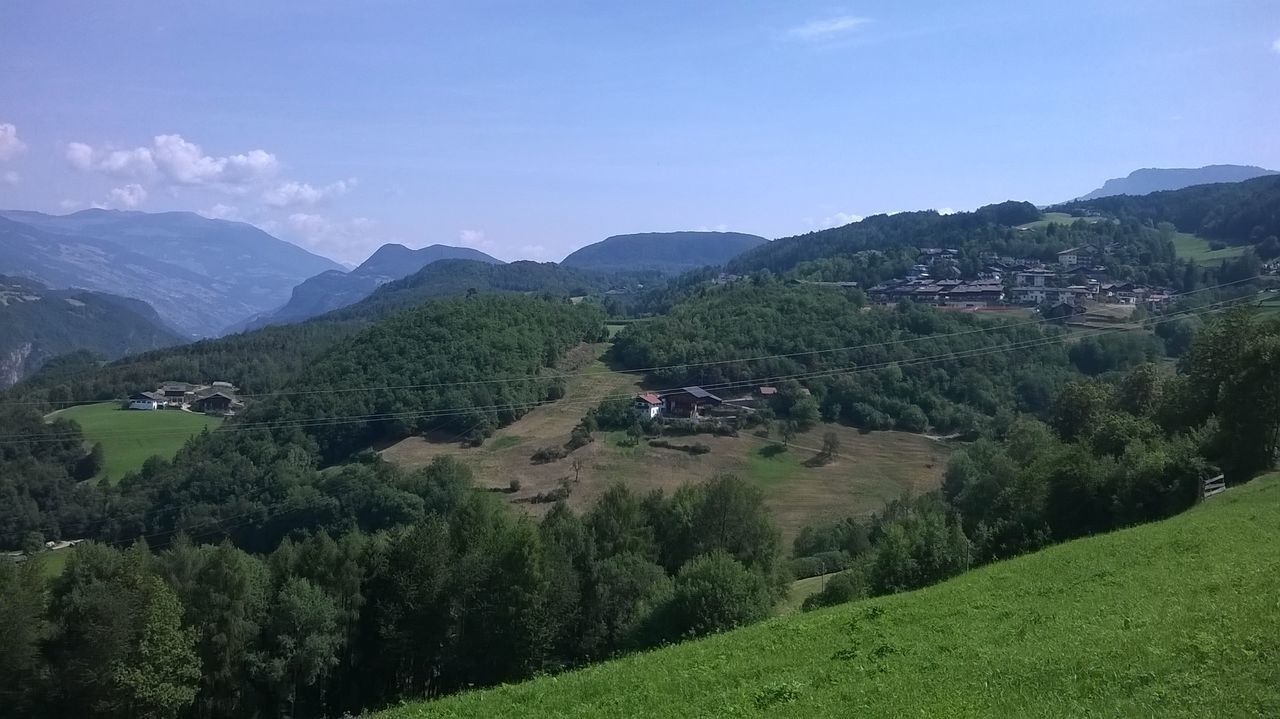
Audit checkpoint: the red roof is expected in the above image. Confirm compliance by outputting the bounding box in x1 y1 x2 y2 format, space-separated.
637 393 661 405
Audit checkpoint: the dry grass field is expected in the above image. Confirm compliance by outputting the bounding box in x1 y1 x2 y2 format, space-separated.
382 343 952 544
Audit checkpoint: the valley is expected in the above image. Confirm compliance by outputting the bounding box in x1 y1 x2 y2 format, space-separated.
3 174 1279 719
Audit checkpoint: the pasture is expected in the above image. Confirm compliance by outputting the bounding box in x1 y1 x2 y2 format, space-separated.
381 343 950 545
53 402 223 484
378 473 1280 719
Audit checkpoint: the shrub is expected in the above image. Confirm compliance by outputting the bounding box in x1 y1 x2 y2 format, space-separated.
657 552 772 639
532 446 567 463
801 564 870 611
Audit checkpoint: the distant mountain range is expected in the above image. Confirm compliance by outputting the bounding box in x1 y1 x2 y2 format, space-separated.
1076 164 1277 201
0 275 185 388
561 231 768 274
244 243 502 329
330 258 653 321
0 209 343 337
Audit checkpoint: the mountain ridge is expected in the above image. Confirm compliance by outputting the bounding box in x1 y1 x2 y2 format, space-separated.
0 209 343 337
561 231 768 274
1076 164 1277 201
0 274 185 387
243 242 504 329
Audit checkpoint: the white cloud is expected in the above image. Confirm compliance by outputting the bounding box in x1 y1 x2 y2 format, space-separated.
262 178 355 208
1273 36 1280 53
936 207 955 215
65 134 278 188
823 212 863 227
1 170 18 185
284 212 379 263
59 199 83 211
518 244 551 260
696 223 730 232
0 123 25 161
787 15 870 41
108 183 148 208
198 203 241 220
458 228 497 251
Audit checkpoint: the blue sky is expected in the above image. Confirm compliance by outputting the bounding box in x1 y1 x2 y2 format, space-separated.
1 1 1277 265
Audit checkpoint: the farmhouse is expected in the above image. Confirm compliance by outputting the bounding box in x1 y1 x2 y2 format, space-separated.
132 380 243 412
664 386 722 418
1014 268 1056 287
125 391 164 411
633 392 662 419
192 391 242 415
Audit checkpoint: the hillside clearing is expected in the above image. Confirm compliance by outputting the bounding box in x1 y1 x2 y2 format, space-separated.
1171 232 1248 263
52 402 222 484
381 344 949 544
378 474 1280 719
1015 212 1103 230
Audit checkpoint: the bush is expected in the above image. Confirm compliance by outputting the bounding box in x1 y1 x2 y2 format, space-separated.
565 425 594 452
658 552 772 639
532 446 567 463
801 565 869 611
648 439 711 455
508 478 521 493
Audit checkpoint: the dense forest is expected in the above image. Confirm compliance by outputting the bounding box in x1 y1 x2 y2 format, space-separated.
6 260 642 407
1 296 605 551
798 306 1280 610
614 282 1087 434
1060 174 1280 246
1 469 787 718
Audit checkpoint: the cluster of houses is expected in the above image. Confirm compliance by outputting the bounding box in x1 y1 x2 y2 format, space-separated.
866 243 1173 312
632 385 785 420
127 380 243 415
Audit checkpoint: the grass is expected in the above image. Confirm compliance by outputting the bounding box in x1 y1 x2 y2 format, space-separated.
382 345 950 545
378 474 1280 719
53 402 222 484
31 550 70 580
1015 212 1103 230
1171 232 1247 264
780 574 828 614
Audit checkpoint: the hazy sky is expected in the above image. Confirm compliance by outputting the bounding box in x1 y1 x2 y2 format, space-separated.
1 1 1277 265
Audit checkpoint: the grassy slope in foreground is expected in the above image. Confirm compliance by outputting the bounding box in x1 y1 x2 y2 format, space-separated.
380 475 1280 719
55 402 222 484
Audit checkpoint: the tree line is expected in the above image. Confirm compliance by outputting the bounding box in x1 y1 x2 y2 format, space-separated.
797 306 1280 610
0 470 784 718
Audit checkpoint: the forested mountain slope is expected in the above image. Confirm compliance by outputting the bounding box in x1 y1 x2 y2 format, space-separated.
562 231 767 273
0 275 184 387
612 282 1078 433
1076 164 1276 200
378 474 1280 719
1060 174 1280 247
725 202 1040 276
246 243 503 329
0 209 342 336
329 259 653 320
6 259 642 407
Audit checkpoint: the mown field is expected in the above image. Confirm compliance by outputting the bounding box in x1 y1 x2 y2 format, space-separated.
378 474 1280 719
1171 232 1248 264
1015 211 1104 230
381 343 950 544
53 402 223 484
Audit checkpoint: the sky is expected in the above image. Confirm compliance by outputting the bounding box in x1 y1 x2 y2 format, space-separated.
1 1 1278 266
